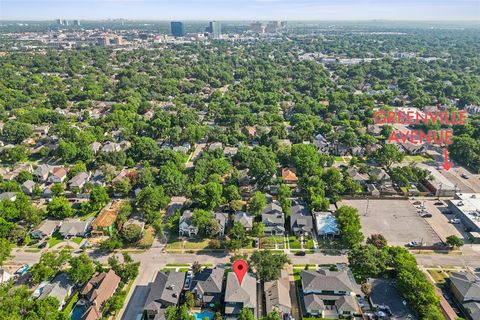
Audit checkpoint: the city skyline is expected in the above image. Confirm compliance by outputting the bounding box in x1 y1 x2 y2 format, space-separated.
1 0 479 21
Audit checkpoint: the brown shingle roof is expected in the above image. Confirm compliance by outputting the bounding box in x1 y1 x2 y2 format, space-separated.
81 269 121 320
282 168 298 182
92 201 122 228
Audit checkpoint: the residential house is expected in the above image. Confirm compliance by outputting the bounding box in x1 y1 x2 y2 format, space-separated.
164 196 187 222
48 167 68 183
346 168 368 186
449 272 480 320
313 212 340 238
234 211 254 231
214 212 228 236
243 126 257 138
90 170 106 187
191 267 224 307
178 210 198 237
370 168 391 185
58 218 93 238
21 180 35 194
80 270 121 320
262 202 286 236
31 219 61 239
264 270 292 316
367 184 380 197
33 164 51 182
142 271 186 320
209 142 223 151
68 172 90 189
89 142 102 154
224 146 238 157
0 268 12 284
34 273 73 309
91 201 121 236
224 272 257 319
0 192 17 201
301 269 360 318
290 203 314 237
281 168 298 185
101 141 121 153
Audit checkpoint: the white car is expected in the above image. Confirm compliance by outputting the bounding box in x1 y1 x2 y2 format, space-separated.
449 219 461 224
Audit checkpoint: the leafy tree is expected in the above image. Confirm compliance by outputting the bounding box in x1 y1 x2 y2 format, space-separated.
238 308 255 320
372 144 404 169
336 205 364 248
158 161 186 196
250 250 290 282
366 234 388 249
0 145 29 163
112 178 132 197
188 182 223 210
227 221 247 251
47 196 73 219
224 184 241 202
89 185 110 211
184 291 195 309
68 253 95 284
0 238 12 265
191 261 201 274
251 222 265 238
249 191 266 216
2 121 33 143
136 186 169 223
30 250 70 284
102 290 127 317
348 244 390 281
108 253 140 282
446 235 464 249
121 223 144 244
277 184 292 217
51 183 65 196
16 171 33 184
262 311 281 320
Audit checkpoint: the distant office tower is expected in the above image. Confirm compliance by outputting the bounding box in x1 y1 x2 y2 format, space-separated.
251 21 264 34
73 20 80 26
56 19 63 25
97 37 110 46
209 21 221 39
171 21 185 37
111 36 123 45
64 20 69 26
266 21 280 33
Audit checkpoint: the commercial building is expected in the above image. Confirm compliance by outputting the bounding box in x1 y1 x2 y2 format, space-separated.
171 21 185 37
209 21 222 39
448 193 480 234
419 163 457 197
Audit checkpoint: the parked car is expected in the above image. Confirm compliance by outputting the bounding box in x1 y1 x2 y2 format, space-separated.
406 241 422 247
449 219 461 224
421 213 432 218
184 271 193 290
461 173 469 179
38 242 48 249
15 264 30 276
434 201 443 206
294 251 306 256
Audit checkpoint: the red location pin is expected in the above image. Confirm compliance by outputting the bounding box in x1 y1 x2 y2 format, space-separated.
232 259 248 285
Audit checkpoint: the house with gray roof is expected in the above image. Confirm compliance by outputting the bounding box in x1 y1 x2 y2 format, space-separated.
214 212 228 236
290 203 314 237
31 219 61 239
262 201 285 236
191 267 224 307
142 271 186 320
301 269 360 318
224 272 257 319
0 192 17 201
58 218 93 238
179 210 198 237
33 164 51 182
33 273 73 309
68 172 90 189
449 271 480 320
264 270 291 316
21 180 35 194
234 211 254 230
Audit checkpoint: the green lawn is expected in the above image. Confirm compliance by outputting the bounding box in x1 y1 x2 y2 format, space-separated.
62 292 78 316
427 269 447 283
165 240 183 249
288 236 301 249
71 237 83 245
47 232 64 248
184 239 211 249
304 237 315 249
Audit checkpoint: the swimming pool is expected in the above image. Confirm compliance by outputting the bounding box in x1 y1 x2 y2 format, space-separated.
70 304 87 320
192 310 215 320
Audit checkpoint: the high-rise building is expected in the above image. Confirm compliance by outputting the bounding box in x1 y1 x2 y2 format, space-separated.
64 20 69 26
111 36 123 45
266 21 280 33
171 21 185 37
251 21 264 34
56 19 63 25
209 21 222 39
73 20 81 26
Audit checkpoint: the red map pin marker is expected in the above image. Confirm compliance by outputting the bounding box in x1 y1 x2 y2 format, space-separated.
233 259 248 285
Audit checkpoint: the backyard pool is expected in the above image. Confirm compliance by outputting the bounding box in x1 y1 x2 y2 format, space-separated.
192 310 215 320
70 304 87 320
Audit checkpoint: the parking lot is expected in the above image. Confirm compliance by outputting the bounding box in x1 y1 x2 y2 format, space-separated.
339 199 441 246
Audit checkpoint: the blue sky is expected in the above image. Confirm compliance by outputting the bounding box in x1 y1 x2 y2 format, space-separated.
1 0 479 20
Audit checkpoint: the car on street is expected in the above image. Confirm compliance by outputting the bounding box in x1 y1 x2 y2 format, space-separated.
420 213 432 218
294 251 306 256
184 271 193 290
461 173 469 179
38 242 48 249
449 219 461 224
406 241 422 247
